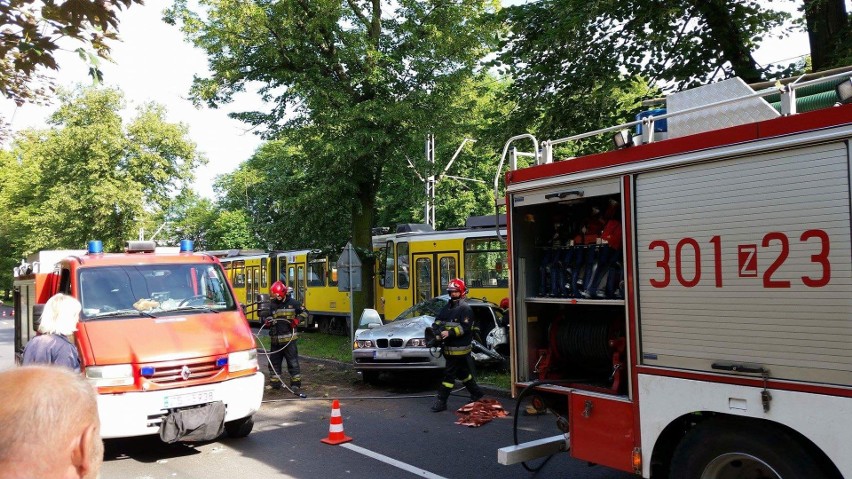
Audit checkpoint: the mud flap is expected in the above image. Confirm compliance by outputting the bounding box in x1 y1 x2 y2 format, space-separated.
159 401 226 443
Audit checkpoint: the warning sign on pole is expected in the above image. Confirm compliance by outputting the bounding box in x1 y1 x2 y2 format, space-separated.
336 242 362 292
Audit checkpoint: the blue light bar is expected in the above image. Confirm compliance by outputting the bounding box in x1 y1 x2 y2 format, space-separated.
140 366 155 377
180 239 194 253
216 357 228 368
87 240 103 254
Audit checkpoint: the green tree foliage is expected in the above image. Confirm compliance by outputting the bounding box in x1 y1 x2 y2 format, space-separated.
166 0 501 314
375 73 516 230
213 138 333 250
499 0 793 92
0 86 204 264
490 0 852 155
207 209 256 250
0 0 143 106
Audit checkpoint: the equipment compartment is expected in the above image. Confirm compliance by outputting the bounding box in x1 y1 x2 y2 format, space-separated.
511 189 628 396
513 192 624 302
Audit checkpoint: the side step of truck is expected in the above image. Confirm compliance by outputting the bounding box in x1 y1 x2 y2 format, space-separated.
497 434 569 465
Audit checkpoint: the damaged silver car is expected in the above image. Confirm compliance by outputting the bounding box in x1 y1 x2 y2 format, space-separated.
352 295 509 383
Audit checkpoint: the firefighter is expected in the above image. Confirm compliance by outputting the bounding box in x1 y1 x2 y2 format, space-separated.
265 281 307 391
430 278 485 412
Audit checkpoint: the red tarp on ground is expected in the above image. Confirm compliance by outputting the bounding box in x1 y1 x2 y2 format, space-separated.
455 398 510 427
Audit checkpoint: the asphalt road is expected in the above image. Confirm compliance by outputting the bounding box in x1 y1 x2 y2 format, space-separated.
0 316 636 479
99 389 635 479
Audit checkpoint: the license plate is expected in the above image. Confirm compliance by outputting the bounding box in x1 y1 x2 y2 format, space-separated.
163 390 213 409
374 350 402 360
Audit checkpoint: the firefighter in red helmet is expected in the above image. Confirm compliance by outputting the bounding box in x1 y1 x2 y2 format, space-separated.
265 281 307 391
430 278 484 412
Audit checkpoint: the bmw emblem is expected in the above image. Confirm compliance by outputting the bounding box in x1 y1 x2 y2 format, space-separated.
181 365 191 380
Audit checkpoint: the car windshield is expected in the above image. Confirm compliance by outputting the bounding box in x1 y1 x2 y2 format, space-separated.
79 263 236 319
393 297 448 322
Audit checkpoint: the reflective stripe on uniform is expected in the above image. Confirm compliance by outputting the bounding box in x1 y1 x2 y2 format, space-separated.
444 345 471 356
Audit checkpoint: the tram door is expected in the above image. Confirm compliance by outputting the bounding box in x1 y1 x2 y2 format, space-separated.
412 253 458 303
286 263 306 303
245 264 261 321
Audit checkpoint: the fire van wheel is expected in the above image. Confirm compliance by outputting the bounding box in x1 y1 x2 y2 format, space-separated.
670 418 830 479
224 416 254 438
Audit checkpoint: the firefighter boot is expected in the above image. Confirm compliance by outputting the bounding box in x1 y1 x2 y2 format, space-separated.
290 376 302 390
270 376 282 390
431 386 451 412
465 378 485 403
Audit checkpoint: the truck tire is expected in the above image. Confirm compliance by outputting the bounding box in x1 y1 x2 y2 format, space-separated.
670 418 831 479
224 416 254 438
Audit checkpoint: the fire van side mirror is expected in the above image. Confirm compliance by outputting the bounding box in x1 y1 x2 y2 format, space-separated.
31 304 45 332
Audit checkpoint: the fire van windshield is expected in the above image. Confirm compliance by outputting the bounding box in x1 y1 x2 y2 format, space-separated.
78 263 236 320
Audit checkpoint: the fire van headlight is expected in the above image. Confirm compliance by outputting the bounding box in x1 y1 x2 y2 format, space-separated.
85 364 134 387
229 349 257 372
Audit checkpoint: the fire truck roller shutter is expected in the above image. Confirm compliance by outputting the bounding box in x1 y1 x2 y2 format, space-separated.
634 140 852 386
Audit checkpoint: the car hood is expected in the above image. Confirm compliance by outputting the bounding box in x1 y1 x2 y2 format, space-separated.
356 315 433 340
77 312 254 365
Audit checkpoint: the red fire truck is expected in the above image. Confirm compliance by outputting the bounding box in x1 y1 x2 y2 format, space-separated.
12 240 264 442
496 70 852 478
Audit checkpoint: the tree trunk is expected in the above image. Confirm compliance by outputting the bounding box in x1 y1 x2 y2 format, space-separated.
803 0 849 70
349 186 376 340
693 0 763 82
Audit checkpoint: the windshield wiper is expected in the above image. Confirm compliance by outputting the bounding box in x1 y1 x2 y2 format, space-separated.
90 309 155 319
169 305 220 314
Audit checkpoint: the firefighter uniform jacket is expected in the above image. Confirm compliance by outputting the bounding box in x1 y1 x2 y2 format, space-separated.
269 297 306 344
433 299 474 356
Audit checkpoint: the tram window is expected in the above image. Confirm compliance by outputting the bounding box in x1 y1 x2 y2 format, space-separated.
307 254 326 287
415 257 431 301
439 257 456 291
397 242 410 289
234 268 246 288
381 241 394 288
260 259 268 288
329 261 339 287
464 237 508 288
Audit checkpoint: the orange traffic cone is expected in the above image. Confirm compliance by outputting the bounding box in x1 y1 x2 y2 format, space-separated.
321 399 352 445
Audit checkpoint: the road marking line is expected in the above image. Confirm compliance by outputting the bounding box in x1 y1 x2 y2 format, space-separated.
340 443 448 479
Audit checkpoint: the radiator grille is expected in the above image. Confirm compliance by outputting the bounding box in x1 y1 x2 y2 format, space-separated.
146 358 221 385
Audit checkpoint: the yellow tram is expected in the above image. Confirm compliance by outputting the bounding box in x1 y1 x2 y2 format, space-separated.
210 215 508 333
213 249 350 333
374 215 509 322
